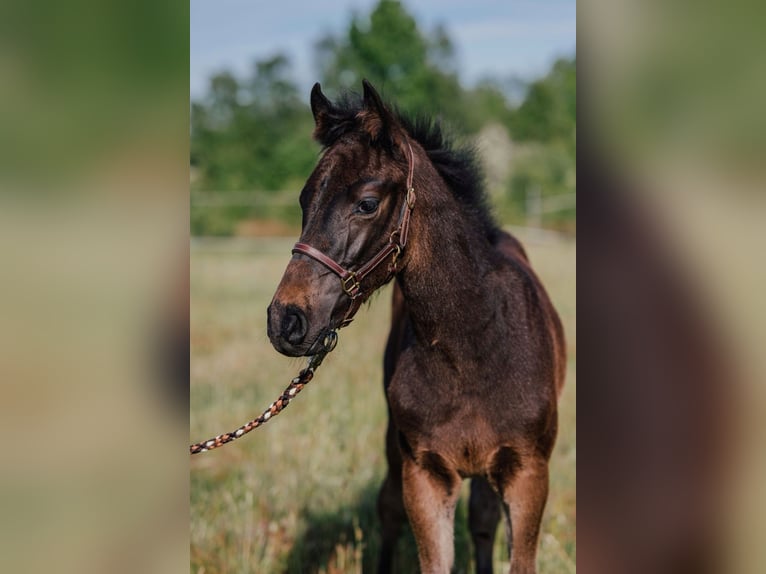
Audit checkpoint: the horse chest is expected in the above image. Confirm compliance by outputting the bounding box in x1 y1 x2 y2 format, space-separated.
387 351 520 474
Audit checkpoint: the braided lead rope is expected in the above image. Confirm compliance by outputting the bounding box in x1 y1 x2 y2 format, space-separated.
190 330 338 455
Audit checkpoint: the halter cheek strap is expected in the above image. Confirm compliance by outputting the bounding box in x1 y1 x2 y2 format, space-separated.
292 140 416 328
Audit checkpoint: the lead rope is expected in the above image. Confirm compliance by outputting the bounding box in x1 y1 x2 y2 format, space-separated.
189 330 338 455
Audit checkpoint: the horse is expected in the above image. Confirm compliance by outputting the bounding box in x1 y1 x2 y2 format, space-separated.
267 80 565 574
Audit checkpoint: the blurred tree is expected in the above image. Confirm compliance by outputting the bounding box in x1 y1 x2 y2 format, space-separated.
191 55 316 192
505 56 577 231
509 56 576 147
462 79 514 133
315 0 466 125
248 54 303 111
190 55 317 234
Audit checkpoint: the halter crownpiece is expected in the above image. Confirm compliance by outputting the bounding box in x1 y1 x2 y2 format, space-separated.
292 140 417 328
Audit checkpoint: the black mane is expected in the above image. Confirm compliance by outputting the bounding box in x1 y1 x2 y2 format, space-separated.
317 92 502 242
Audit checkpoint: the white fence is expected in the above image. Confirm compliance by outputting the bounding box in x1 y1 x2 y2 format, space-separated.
524 187 576 228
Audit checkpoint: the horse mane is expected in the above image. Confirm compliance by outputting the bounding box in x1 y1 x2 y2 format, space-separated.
316 92 502 243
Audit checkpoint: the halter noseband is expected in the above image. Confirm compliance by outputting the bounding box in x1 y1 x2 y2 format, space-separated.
292 140 416 328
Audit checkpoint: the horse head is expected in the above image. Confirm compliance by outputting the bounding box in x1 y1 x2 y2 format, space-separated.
268 80 416 356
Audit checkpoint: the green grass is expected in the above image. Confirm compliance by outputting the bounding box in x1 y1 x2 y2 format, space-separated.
190 234 576 573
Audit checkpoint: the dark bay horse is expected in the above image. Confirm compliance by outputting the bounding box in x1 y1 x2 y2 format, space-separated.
268 80 565 574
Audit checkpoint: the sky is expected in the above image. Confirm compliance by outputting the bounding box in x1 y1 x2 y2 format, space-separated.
190 0 576 100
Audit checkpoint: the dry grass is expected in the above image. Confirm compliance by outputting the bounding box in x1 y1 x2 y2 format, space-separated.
190 234 575 573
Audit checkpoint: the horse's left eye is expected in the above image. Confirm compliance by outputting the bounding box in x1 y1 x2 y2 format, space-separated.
357 197 380 215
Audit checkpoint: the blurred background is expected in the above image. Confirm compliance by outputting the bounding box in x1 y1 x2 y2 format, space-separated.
190 0 576 236
0 1 189 573
578 1 766 572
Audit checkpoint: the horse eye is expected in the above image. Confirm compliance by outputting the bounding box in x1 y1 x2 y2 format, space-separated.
357 197 380 215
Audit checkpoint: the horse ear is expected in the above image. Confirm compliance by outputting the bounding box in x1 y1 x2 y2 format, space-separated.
362 79 386 117
311 82 335 141
360 79 396 146
310 83 331 121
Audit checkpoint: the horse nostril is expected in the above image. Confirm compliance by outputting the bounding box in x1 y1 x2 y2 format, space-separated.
282 308 308 346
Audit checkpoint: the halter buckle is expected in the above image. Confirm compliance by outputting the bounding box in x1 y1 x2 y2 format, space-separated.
341 272 361 298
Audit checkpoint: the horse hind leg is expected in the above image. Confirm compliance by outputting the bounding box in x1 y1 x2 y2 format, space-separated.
469 476 502 574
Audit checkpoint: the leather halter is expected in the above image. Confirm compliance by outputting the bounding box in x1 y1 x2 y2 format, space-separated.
292 140 417 328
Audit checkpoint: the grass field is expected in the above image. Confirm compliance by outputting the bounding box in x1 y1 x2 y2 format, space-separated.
190 232 576 573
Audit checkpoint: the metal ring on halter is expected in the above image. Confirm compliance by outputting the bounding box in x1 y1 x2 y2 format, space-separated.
390 244 402 271
308 329 338 370
322 330 338 353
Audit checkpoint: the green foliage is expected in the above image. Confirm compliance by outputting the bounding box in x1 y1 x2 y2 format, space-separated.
501 57 576 230
509 56 576 146
190 1 576 235
191 55 318 192
316 1 458 115
314 0 514 133
462 80 515 132
191 54 319 235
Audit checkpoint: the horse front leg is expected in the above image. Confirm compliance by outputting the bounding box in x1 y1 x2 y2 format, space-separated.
401 453 461 574
495 450 549 574
377 416 406 574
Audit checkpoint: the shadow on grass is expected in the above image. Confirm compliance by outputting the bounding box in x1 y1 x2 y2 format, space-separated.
285 480 474 573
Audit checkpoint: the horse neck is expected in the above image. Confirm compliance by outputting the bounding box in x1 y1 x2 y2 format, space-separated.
396 168 499 350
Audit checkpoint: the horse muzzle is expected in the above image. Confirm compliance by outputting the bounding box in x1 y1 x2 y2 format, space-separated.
267 301 311 356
